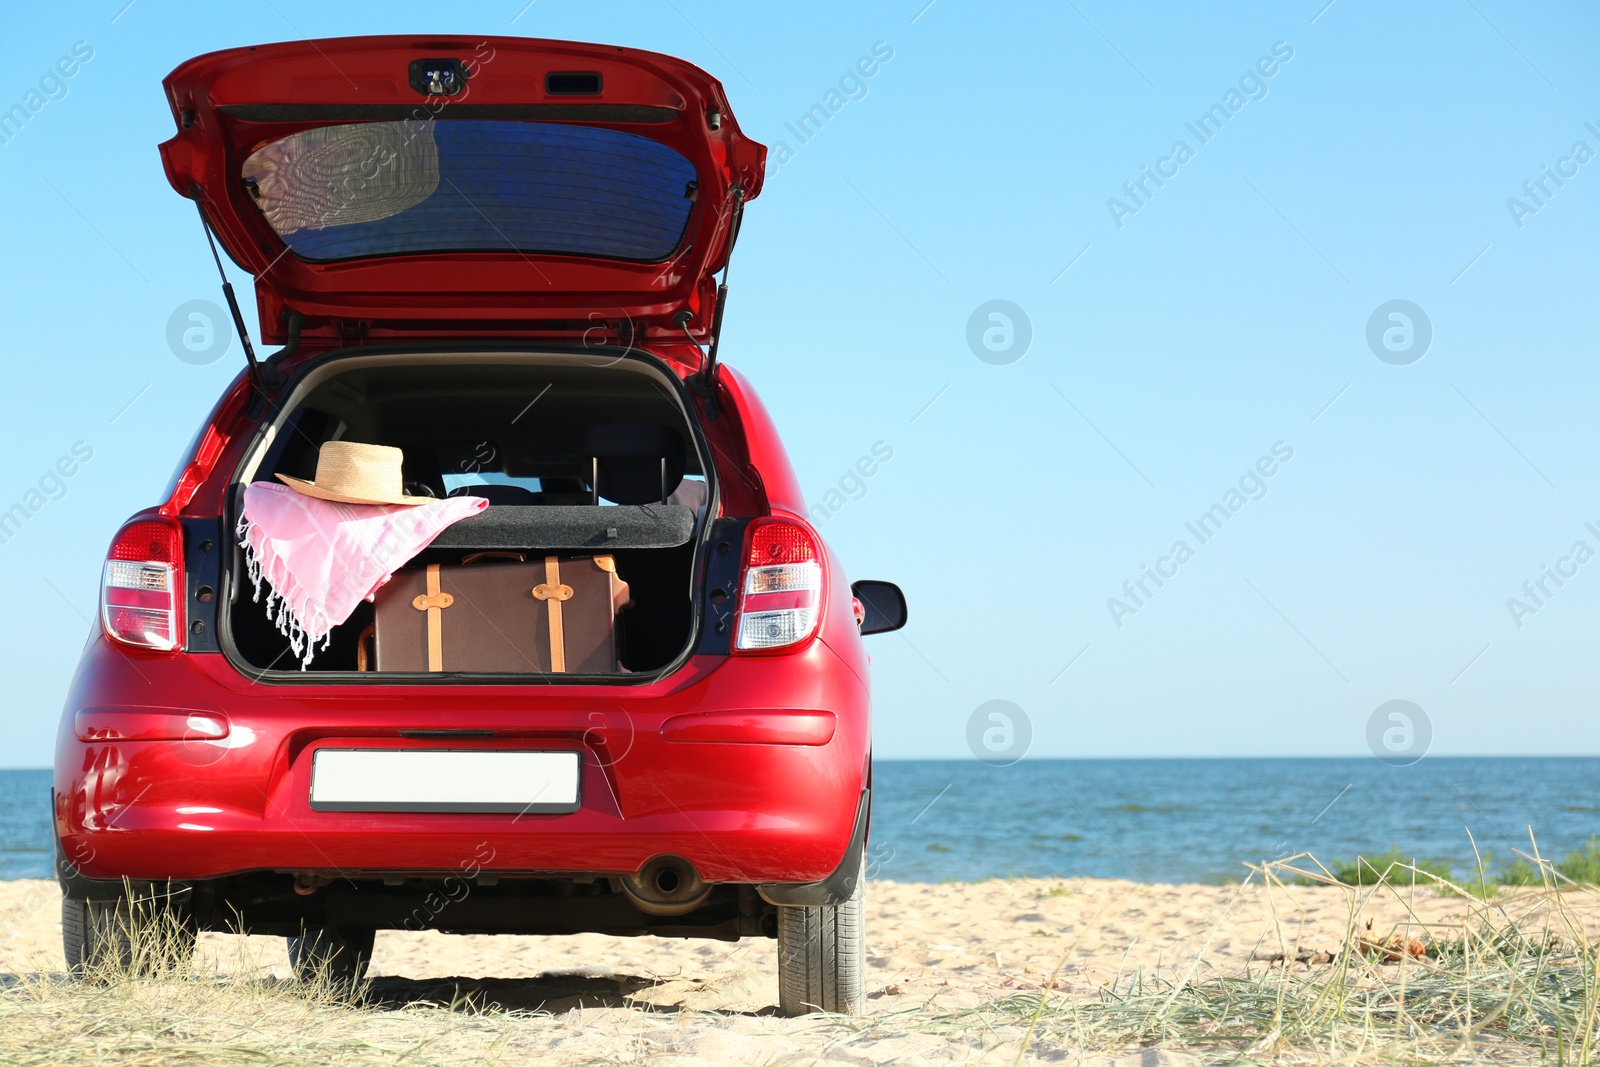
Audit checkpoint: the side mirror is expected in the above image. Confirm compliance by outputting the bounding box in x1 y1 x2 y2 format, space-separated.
850 580 907 636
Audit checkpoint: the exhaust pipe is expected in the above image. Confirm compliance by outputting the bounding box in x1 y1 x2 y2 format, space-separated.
620 856 711 916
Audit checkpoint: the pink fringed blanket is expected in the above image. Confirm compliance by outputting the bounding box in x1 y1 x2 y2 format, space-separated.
237 482 486 668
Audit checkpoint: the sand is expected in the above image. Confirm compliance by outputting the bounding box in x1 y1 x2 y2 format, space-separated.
2 874 1593 1064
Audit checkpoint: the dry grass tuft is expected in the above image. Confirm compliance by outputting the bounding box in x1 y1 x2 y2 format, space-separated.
0 905 510 1067
10 848 1600 1065
840 844 1600 1064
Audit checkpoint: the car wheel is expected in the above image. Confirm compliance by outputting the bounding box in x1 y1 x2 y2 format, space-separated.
776 859 865 1016
63 894 196 978
287 924 375 988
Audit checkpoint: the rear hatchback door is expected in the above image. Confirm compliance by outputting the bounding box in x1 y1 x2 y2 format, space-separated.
159 36 765 346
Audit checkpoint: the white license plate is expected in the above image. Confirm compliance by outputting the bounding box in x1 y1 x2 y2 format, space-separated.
309 749 581 813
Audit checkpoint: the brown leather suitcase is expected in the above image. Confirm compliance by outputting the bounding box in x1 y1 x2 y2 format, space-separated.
372 553 629 673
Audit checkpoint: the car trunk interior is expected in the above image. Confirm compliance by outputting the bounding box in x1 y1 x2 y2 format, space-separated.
223 352 709 678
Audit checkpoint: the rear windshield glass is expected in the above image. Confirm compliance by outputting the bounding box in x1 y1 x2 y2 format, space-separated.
241 120 698 262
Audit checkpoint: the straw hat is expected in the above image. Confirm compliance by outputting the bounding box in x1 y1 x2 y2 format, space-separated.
276 441 432 506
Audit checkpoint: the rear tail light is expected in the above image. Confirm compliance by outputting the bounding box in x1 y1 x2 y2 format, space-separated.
733 519 823 653
101 518 185 652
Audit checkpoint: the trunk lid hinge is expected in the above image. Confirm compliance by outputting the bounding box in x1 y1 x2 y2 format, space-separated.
338 319 370 348
261 310 303 381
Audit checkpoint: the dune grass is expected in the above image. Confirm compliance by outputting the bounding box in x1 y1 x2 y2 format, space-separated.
0 900 508 1067
847 844 1600 1064
1321 846 1454 887
1302 838 1600 897
1502 837 1600 888
11 850 1600 1065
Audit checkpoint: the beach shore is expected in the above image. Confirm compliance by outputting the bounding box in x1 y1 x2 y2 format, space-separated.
2 875 1593 1064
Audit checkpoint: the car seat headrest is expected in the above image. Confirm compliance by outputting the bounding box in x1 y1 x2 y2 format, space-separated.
580 423 686 505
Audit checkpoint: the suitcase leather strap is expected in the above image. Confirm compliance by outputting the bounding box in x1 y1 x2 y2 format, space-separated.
462 551 527 565
532 556 574 673
411 564 455 672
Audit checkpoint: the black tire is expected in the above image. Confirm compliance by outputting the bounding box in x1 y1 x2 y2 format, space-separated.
776 861 865 1016
63 894 196 978
287 924 375 988
63 897 125 975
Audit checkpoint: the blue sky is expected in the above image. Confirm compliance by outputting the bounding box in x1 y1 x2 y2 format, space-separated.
1 0 1597 767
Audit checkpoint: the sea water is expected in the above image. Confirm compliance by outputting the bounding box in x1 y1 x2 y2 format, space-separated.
2 758 1595 884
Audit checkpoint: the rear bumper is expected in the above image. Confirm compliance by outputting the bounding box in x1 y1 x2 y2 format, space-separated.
55 637 869 887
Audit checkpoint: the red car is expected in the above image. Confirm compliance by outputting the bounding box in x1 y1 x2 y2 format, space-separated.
52 35 905 1016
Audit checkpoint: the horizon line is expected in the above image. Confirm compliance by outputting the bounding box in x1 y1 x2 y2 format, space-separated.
4 753 1600 773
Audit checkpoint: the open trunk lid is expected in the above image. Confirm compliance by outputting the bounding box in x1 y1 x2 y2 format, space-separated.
159 36 765 347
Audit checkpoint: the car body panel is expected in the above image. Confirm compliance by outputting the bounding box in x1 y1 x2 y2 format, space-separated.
58 347 873 891
159 36 765 345
55 638 868 884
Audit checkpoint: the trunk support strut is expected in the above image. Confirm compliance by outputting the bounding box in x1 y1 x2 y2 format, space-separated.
680 186 745 394
187 185 275 393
